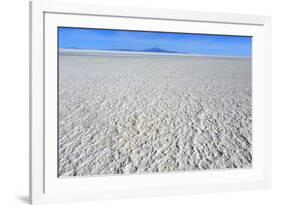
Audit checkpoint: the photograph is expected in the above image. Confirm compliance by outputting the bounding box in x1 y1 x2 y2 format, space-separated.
58 27 252 177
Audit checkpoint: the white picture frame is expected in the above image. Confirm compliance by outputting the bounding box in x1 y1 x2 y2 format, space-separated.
29 1 272 204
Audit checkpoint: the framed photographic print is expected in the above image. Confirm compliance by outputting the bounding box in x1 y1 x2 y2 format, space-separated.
29 1 272 204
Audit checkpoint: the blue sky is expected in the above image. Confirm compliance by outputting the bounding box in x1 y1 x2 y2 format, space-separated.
59 27 252 57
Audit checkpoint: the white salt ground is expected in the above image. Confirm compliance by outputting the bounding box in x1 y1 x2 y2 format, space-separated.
58 52 252 177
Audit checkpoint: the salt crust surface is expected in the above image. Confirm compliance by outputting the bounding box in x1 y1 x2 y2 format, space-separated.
58 53 252 177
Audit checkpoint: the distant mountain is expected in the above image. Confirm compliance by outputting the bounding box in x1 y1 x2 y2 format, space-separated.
106 47 179 53
141 47 177 53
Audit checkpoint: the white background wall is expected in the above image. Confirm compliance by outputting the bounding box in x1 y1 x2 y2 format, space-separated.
0 0 279 204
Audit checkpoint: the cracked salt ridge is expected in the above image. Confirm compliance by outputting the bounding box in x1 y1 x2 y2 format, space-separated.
58 54 252 177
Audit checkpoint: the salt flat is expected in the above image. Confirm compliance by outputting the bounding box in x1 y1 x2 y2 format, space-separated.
58 50 252 177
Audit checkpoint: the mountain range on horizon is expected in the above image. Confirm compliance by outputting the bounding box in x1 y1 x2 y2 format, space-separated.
63 46 189 54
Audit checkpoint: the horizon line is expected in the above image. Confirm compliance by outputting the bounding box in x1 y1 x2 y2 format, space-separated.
59 48 252 58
